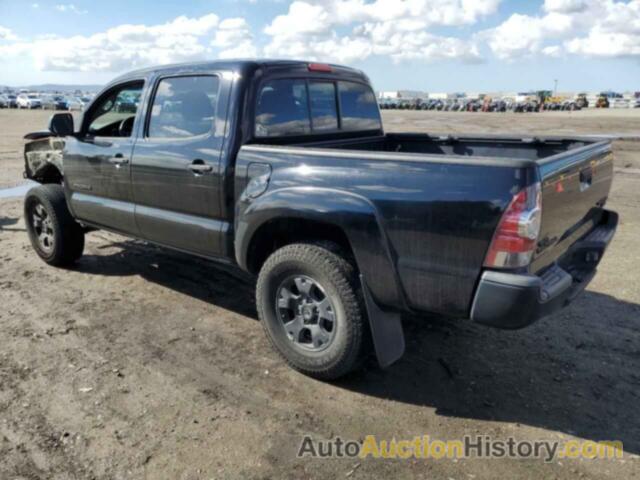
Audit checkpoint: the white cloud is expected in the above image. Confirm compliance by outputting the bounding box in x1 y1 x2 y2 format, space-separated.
543 0 589 13
0 26 18 42
542 44 563 56
264 1 329 38
483 0 640 60
55 4 88 15
32 15 220 71
566 29 640 55
2 0 640 79
0 13 260 73
482 12 575 59
263 0 498 63
213 17 258 58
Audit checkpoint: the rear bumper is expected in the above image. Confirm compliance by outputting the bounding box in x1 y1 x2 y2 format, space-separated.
470 209 618 329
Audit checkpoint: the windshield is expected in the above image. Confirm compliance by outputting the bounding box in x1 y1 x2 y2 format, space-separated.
28 95 38 99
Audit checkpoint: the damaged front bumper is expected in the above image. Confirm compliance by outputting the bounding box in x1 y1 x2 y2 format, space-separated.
23 134 64 181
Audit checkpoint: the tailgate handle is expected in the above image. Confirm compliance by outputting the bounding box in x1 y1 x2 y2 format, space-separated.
580 167 593 191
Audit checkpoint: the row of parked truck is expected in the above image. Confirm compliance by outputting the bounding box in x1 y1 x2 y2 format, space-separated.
0 93 94 110
380 92 640 112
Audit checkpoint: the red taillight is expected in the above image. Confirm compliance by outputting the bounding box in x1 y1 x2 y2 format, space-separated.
308 63 332 72
484 183 542 268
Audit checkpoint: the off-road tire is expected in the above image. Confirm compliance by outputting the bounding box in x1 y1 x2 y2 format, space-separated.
256 243 368 380
24 184 85 266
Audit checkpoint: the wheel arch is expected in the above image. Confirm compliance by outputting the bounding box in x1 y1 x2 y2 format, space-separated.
236 187 405 310
24 137 64 184
244 216 355 274
32 163 63 184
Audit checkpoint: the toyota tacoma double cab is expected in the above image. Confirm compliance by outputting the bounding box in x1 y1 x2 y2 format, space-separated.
23 60 618 379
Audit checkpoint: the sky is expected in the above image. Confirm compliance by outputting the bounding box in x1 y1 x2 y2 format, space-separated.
0 0 639 92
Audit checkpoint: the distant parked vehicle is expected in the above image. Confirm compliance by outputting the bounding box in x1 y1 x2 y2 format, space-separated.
575 93 589 109
482 97 504 112
610 98 630 109
0 95 7 108
17 93 43 109
406 98 424 110
465 100 481 112
493 100 507 112
563 100 580 111
79 96 93 108
6 94 18 108
600 90 623 99
42 95 69 110
513 101 532 113
65 97 90 111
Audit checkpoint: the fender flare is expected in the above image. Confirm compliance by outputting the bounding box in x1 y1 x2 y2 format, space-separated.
236 187 404 310
236 187 406 367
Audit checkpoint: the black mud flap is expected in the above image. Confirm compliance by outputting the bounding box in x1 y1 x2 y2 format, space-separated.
360 274 405 368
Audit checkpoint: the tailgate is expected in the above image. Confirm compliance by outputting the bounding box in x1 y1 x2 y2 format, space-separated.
530 141 614 273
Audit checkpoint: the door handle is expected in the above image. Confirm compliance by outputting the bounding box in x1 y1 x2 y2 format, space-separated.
188 161 213 174
109 153 129 166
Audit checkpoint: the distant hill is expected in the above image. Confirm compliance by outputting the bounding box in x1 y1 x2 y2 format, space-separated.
1 84 103 93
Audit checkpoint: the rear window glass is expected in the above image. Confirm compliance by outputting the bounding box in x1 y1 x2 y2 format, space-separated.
255 79 310 137
338 81 381 131
254 78 381 137
148 75 219 139
309 81 338 131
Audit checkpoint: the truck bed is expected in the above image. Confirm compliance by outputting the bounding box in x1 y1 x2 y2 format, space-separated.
240 132 613 317
302 133 614 275
302 132 597 163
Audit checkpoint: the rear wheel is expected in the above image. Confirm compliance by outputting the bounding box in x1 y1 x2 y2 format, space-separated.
256 243 369 380
24 184 85 266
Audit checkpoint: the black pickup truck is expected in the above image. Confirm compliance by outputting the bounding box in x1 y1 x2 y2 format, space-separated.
23 60 617 379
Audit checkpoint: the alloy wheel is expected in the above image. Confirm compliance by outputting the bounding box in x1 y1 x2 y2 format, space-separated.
275 275 338 351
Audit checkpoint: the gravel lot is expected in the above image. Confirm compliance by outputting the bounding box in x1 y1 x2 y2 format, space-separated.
0 109 639 479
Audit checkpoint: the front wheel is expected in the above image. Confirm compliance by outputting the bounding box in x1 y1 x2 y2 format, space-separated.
256 243 369 380
24 184 85 266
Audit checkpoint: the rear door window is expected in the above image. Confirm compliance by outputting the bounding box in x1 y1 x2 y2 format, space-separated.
148 75 219 139
338 81 381 131
255 79 310 137
308 81 338 131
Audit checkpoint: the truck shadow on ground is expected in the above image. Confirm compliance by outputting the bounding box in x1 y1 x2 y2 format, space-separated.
0 215 23 232
76 238 257 318
76 238 640 455
343 298 640 455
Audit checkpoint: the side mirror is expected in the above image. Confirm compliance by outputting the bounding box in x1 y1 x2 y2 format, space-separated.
48 112 74 136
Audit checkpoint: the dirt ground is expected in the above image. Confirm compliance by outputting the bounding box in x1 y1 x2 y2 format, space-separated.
0 108 639 479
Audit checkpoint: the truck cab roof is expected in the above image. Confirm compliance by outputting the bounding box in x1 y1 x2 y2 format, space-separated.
110 59 369 85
